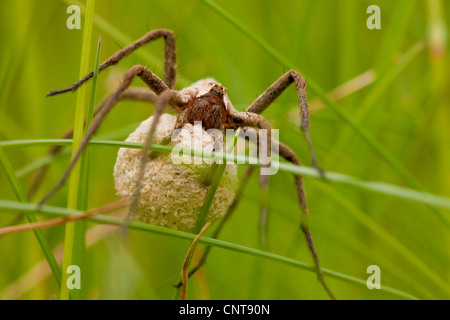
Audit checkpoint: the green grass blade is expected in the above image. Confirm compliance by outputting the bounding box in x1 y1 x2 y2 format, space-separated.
68 35 102 300
2 138 450 212
194 131 240 233
312 180 449 297
60 0 96 300
13 123 139 179
172 131 240 299
326 41 425 166
0 146 62 286
0 199 418 300
374 0 417 73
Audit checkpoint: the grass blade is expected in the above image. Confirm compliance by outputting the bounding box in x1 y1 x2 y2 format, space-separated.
59 0 96 300
2 138 450 212
0 199 418 300
0 146 62 286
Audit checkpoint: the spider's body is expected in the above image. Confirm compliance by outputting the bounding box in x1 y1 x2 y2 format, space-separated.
41 29 334 299
175 80 231 131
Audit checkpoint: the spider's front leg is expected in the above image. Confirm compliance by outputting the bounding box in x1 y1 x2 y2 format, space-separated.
237 70 324 246
228 112 273 245
247 69 323 176
39 65 185 206
47 29 178 97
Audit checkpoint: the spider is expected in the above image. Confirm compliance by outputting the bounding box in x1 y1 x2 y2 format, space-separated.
39 29 334 299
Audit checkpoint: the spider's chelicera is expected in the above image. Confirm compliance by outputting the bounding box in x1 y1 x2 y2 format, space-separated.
40 29 334 299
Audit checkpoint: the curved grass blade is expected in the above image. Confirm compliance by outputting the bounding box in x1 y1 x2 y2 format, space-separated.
0 146 62 286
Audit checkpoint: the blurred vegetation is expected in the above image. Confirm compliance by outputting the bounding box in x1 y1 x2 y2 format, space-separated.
0 0 449 300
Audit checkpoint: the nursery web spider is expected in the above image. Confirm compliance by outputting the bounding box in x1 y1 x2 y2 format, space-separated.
39 29 334 299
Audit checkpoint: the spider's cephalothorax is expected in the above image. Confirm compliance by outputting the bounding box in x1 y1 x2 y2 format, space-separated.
175 81 230 131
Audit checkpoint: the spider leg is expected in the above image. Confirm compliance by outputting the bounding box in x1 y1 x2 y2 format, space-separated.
120 87 159 102
47 29 178 97
39 65 184 206
229 112 273 246
125 89 185 224
242 70 324 257
28 87 158 200
180 116 335 298
257 150 270 248
175 130 335 298
228 111 272 158
246 70 323 176
172 126 263 289
276 141 335 300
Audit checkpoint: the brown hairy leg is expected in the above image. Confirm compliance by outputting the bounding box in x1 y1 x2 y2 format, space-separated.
28 87 158 201
125 89 185 224
276 141 335 300
47 29 178 97
172 113 273 289
233 71 324 248
242 71 333 297
39 65 177 206
41 28 180 204
246 69 323 176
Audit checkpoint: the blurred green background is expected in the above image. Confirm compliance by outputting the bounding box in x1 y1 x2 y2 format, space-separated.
0 0 449 300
